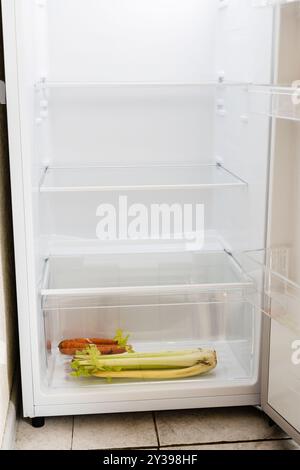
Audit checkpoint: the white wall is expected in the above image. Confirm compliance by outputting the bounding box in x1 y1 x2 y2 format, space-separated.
44 0 217 166
0 7 17 442
215 0 274 84
47 0 217 83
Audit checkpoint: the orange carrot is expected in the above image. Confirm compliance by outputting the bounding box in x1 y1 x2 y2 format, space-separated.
59 338 118 350
58 339 127 356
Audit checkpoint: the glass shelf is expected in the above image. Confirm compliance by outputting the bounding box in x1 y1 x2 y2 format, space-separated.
40 164 247 193
248 85 300 121
35 80 252 90
41 251 253 309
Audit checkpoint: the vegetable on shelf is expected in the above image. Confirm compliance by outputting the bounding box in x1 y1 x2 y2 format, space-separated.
70 347 217 382
58 329 133 356
60 344 128 356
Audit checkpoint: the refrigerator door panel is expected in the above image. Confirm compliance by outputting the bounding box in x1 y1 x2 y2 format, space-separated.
259 1 300 445
265 321 300 442
236 249 300 444
260 253 300 445
261 308 300 445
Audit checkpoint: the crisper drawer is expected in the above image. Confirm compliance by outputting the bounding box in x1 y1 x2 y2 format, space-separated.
43 299 259 390
40 250 259 391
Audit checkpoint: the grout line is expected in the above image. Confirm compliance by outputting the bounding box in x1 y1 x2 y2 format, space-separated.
152 412 161 448
159 437 293 449
70 416 75 450
103 446 159 451
77 438 294 451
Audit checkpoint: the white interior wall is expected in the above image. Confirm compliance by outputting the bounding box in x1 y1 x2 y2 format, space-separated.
215 0 274 84
47 0 217 83
213 0 274 252
45 0 218 167
48 87 216 166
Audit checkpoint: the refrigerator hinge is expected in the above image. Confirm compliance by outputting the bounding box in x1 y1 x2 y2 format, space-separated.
0 81 6 105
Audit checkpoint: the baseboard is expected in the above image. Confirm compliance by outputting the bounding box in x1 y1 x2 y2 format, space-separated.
1 372 19 450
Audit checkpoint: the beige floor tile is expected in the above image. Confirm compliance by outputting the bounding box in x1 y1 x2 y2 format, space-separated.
130 448 159 450
15 417 73 450
155 407 286 446
163 440 300 450
72 413 158 450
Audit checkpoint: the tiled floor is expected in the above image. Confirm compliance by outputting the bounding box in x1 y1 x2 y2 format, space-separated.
15 407 300 450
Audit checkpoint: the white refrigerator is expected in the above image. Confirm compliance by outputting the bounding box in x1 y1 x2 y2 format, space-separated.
1 0 300 441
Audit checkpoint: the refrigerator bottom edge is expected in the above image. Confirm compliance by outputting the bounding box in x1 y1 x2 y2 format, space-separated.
24 387 261 418
29 394 261 418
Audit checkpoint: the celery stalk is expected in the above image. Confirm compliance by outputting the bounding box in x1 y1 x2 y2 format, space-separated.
70 345 217 380
93 362 217 380
73 352 210 369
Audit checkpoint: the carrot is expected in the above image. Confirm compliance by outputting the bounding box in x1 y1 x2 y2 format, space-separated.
59 344 127 356
88 338 118 345
59 338 118 350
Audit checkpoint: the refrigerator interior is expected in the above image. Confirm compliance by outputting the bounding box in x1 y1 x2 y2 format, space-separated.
11 0 300 403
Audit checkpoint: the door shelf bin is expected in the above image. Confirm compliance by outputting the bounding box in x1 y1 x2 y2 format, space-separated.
236 249 300 333
248 86 300 122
